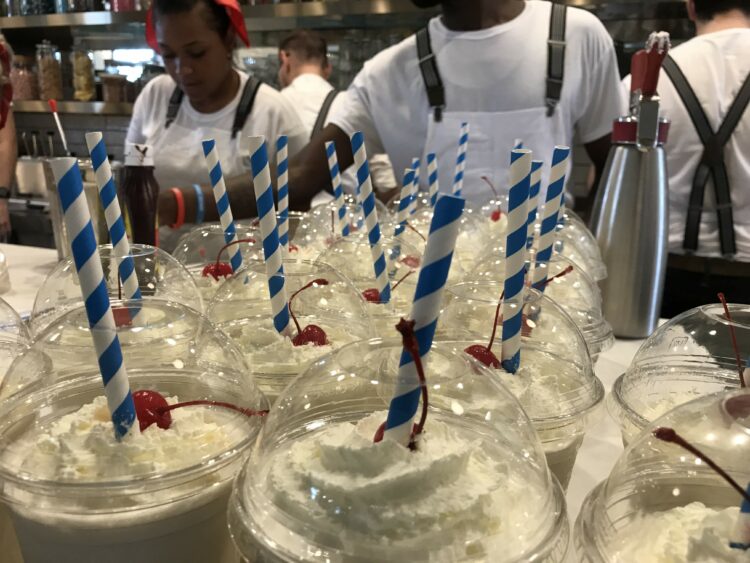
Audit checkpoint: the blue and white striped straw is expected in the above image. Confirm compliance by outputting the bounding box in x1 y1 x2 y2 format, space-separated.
409 157 420 216
427 153 439 207
526 160 544 250
326 141 350 237
248 137 292 336
532 146 571 292
202 139 243 273
50 157 136 439
384 194 465 446
729 483 750 550
513 139 524 150
452 122 469 196
276 136 290 253
85 132 141 306
501 149 532 374
351 132 392 303
394 169 415 240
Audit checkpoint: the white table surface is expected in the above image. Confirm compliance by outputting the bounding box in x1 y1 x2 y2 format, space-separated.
0 243 645 548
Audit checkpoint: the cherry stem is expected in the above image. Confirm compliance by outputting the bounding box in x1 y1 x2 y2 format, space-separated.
487 290 505 351
542 264 574 287
392 270 414 292
288 278 329 336
654 426 750 504
481 176 500 199
117 271 122 301
718 292 746 388
405 222 426 242
331 209 335 235
214 237 257 269
396 318 428 451
157 400 269 419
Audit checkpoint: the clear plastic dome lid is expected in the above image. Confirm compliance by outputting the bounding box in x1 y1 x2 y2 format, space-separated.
1 299 248 400
0 364 268 512
578 389 750 562
208 259 375 398
610 302 749 444
31 244 202 335
0 297 31 391
308 194 392 236
554 208 607 282
228 339 569 562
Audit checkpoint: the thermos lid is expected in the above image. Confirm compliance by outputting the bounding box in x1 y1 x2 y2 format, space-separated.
124 143 154 167
612 117 670 145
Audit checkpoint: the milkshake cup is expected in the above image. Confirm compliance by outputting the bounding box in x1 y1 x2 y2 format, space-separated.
576 389 750 562
228 339 570 562
0 297 30 390
172 223 262 302
554 208 607 282
31 243 202 335
208 259 373 402
608 302 749 446
0 364 269 563
442 284 604 489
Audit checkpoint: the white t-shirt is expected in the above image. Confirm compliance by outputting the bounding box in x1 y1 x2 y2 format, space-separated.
126 70 307 191
330 1 624 190
624 28 750 261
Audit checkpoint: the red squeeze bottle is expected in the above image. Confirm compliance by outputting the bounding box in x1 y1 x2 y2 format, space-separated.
122 143 160 247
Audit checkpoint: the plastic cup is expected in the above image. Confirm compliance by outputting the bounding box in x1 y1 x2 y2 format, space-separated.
441 284 604 489
576 389 750 561
554 208 607 282
0 365 269 563
208 259 374 402
0 298 30 392
228 339 570 562
608 302 749 446
31 244 202 335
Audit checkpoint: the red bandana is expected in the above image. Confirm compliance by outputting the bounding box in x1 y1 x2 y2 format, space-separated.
145 0 250 53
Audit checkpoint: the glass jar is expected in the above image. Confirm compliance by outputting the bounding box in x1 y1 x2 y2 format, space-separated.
71 46 94 101
101 73 127 103
110 0 134 11
10 56 38 101
36 41 63 101
20 0 54 14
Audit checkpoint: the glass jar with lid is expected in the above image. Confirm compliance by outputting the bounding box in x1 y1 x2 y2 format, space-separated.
36 41 63 101
9 55 38 101
71 43 95 101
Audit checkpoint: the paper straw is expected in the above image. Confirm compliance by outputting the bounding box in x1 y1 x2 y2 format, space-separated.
202 139 243 273
248 137 292 335
409 157 420 216
729 483 750 550
351 131 392 303
532 146 571 291
452 122 469 196
326 141 350 237
384 194 465 446
50 157 136 439
526 160 544 250
394 169 415 240
276 136 290 252
501 149 532 374
513 139 524 150
85 132 141 305
427 153 439 207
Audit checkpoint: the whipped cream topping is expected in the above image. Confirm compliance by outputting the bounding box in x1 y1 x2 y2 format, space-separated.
1 395 247 482
262 412 548 558
611 503 747 563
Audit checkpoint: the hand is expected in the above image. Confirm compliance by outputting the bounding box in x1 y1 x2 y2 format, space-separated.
0 200 10 240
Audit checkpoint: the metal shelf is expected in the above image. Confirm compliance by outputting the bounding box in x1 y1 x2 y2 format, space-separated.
13 100 133 115
0 10 143 29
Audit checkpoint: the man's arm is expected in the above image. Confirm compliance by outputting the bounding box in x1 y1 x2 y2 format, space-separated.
158 124 352 226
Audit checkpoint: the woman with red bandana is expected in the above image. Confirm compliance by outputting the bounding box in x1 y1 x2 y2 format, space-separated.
126 0 306 246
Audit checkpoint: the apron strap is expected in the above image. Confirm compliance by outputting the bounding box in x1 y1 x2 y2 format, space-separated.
310 89 340 140
416 26 445 123
165 86 184 130
662 55 749 257
231 76 263 139
546 2 567 117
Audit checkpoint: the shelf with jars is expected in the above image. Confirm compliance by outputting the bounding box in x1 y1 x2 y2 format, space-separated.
12 99 133 114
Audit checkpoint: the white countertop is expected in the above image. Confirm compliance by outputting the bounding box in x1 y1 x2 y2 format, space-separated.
0 242 643 547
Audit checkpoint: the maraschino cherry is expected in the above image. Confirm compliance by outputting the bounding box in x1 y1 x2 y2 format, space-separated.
201 237 256 281
289 278 330 346
372 318 429 451
481 176 503 222
132 389 268 432
718 292 747 388
362 270 415 303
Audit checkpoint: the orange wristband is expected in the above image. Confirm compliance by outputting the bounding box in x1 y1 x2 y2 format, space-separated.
169 187 185 230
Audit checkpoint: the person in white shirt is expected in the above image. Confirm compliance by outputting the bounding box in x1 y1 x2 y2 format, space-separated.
623 0 750 315
158 0 624 223
129 0 306 235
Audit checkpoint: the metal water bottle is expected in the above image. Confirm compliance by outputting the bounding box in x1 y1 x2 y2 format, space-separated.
590 33 671 338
